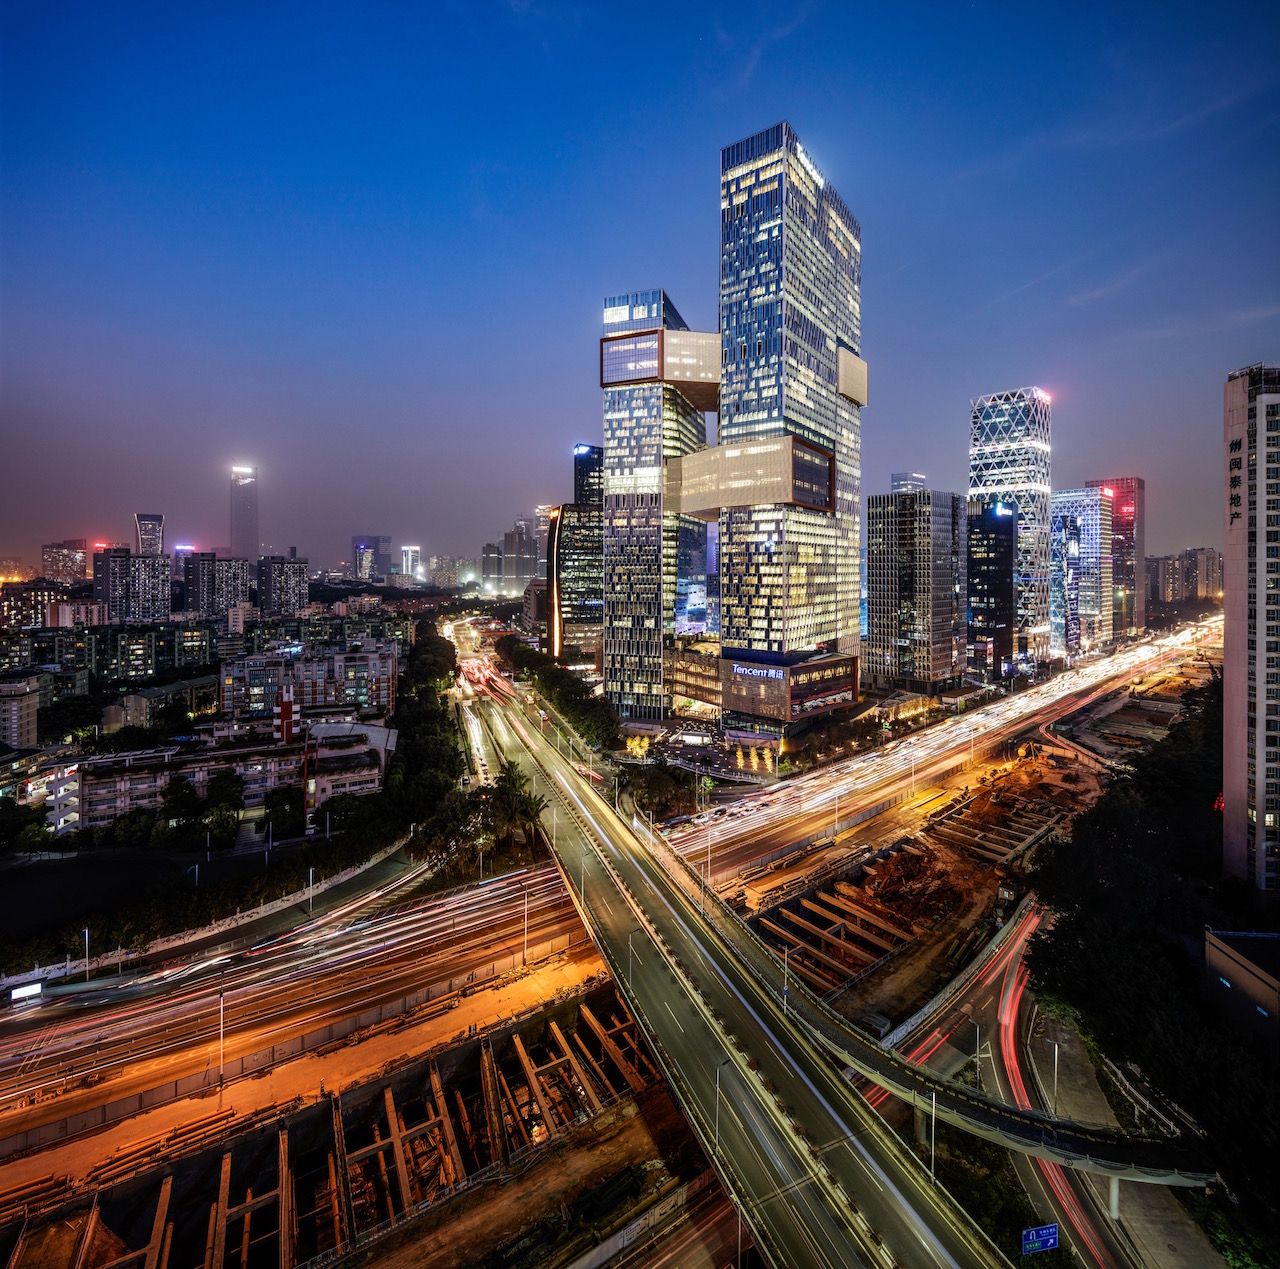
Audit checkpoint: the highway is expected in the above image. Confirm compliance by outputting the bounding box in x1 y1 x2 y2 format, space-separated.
505 696 1007 1268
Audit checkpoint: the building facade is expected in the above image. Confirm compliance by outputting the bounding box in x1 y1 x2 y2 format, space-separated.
1050 486 1113 656
41 539 88 586
259 555 310 616
573 443 604 505
716 122 863 734
0 671 40 749
220 642 397 718
967 498 1017 679
400 545 421 580
134 513 164 557
1087 476 1145 633
865 485 966 692
969 387 1052 666
230 466 260 567
129 554 172 624
547 502 604 657
92 548 133 622
1223 363 1280 896
0 579 70 631
601 289 709 720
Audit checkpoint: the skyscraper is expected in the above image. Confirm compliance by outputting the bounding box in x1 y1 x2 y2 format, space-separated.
92 547 132 622
1087 476 1145 633
502 522 539 596
601 289 710 719
230 466 260 566
967 498 1017 679
1049 508 1081 659
715 123 863 734
969 387 1052 667
1223 363 1280 896
351 535 392 580
865 484 966 691
129 554 171 623
573 444 604 505
134 513 164 557
1050 486 1113 655
401 545 422 579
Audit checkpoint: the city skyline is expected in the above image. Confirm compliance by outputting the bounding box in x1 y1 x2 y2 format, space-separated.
3 6 1277 567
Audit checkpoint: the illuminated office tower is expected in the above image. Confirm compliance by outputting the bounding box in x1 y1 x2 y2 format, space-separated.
573 444 604 505
401 545 422 579
1087 476 1145 632
968 387 1052 666
134 513 164 556
715 122 863 733
230 466 260 566
967 498 1017 679
865 484 966 691
601 289 711 719
1050 486 1113 657
1224 362 1280 895
1049 508 1081 658
548 444 606 658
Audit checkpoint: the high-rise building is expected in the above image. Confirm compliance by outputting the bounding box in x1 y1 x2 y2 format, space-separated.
573 444 604 506
230 466 260 566
0 579 70 630
129 554 172 623
481 543 503 593
502 522 539 596
967 498 1017 679
41 539 88 586
183 552 217 614
0 672 40 750
715 123 863 734
172 543 197 581
92 547 133 622
534 506 555 569
1182 546 1223 600
1050 486 1113 655
1224 362 1280 895
1087 476 1145 633
401 546 421 580
601 289 710 719
547 503 604 659
969 387 1052 667
258 555 310 616
891 472 928 494
134 513 164 557
865 484 966 692
1049 507 1082 658
351 535 392 580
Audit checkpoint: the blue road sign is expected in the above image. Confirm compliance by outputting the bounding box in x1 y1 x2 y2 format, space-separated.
1021 1223 1060 1256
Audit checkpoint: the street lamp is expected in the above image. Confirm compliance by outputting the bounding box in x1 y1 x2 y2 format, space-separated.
83 927 89 983
523 886 529 966
782 945 790 1017
308 866 315 916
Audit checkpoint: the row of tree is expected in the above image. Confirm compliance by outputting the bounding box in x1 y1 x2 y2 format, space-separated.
493 634 620 749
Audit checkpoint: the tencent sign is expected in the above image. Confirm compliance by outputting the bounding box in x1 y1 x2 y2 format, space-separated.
731 663 784 681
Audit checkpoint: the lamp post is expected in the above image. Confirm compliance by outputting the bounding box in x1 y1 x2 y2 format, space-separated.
83 927 89 983
308 866 314 916
218 984 225 1085
782 945 790 1017
1052 1040 1059 1116
523 886 529 966
715 1058 730 1151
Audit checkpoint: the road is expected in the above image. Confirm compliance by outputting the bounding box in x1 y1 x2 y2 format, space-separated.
506 697 1007 1268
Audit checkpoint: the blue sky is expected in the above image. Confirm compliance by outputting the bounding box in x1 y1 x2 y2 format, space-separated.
2 1 1277 564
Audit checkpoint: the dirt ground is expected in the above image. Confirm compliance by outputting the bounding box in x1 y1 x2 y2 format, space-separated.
361 1088 699 1269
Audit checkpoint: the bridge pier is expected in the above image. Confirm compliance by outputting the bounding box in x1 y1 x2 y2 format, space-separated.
913 1104 928 1147
1109 1175 1121 1221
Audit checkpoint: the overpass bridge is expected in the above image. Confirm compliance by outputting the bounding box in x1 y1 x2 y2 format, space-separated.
499 701 1213 1268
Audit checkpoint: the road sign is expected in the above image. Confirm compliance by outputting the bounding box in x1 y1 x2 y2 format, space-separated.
1021 1223 1059 1256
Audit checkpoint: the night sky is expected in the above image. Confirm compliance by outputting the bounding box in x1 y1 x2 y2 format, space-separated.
2 2 1277 568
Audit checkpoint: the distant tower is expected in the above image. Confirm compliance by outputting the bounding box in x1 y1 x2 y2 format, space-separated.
230 466 260 566
134 513 164 556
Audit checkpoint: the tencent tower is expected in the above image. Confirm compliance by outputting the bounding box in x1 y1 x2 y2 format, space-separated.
601 123 867 739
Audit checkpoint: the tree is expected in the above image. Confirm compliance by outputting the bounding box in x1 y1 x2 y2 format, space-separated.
263 787 305 839
162 775 202 825
204 770 246 814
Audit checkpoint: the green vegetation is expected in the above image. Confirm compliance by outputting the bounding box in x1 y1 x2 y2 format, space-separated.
1027 672 1280 1253
493 633 620 749
622 760 699 821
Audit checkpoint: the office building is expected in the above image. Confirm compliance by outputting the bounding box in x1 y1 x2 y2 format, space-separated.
1050 486 1113 655
714 123 862 734
865 484 966 692
400 545 421 580
533 506 555 569
258 555 310 616
503 522 539 596
1049 507 1081 658
1224 362 1280 895
230 466 260 567
969 387 1052 666
1087 476 1145 632
573 443 604 505
428 555 460 589
481 543 503 593
547 503 604 657
0 672 40 750
891 472 928 494
134 513 164 556
92 547 133 622
967 498 1017 679
0 579 70 631
41 539 88 586
601 289 711 719
351 535 392 581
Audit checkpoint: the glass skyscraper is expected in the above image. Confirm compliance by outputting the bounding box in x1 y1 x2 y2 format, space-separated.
968 387 1052 666
1049 486 1113 657
134 513 164 557
717 125 862 709
601 290 708 720
1087 475 1145 633
967 498 1017 679
230 466 259 568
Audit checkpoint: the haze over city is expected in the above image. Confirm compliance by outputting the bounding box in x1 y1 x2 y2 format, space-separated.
3 2 1277 565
